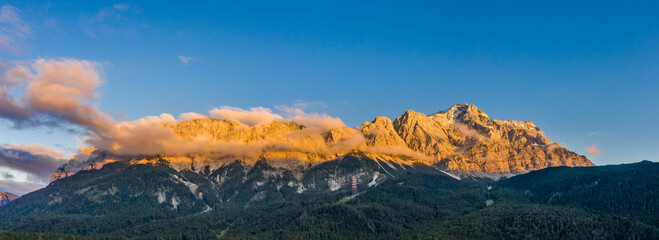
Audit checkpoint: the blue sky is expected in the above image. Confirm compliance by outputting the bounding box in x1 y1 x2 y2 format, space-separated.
0 0 657 181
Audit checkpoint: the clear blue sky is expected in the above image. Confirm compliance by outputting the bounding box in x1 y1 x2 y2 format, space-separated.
1 0 658 166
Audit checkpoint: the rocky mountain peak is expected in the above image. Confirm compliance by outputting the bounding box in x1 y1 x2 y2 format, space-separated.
431 103 490 125
50 104 594 181
396 110 428 124
361 116 407 147
0 192 19 206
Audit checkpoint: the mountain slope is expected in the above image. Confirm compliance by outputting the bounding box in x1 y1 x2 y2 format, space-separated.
0 154 438 236
499 160 659 218
1 160 656 239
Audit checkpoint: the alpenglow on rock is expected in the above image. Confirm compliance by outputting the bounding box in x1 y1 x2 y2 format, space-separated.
51 104 593 181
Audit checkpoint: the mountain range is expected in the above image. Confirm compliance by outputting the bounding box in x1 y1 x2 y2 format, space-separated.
50 104 592 183
1 104 652 240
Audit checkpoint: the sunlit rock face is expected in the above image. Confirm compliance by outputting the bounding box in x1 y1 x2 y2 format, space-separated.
51 104 593 181
394 104 592 173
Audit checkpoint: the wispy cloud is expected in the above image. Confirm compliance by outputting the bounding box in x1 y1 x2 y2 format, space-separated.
546 142 566 152
178 112 207 120
0 5 31 52
209 106 284 127
178 55 194 65
455 123 489 141
588 131 608 137
275 105 345 131
5 143 65 159
0 179 44 195
0 144 67 183
292 100 328 109
586 144 601 156
0 58 113 131
80 3 142 38
113 3 131 11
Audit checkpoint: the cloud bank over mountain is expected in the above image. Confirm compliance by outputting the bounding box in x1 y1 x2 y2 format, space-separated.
0 57 594 194
0 58 372 192
0 58 352 157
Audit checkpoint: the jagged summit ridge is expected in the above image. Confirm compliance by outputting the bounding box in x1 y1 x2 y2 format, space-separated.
51 104 593 181
393 104 588 172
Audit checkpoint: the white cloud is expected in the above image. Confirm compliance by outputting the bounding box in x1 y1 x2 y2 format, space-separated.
178 55 194 65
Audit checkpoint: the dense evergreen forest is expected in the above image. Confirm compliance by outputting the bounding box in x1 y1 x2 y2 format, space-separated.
0 161 657 239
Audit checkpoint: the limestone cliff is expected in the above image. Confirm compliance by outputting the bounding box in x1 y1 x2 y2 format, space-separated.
392 104 592 173
51 104 593 181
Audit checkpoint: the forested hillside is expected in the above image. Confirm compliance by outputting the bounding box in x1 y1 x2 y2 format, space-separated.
1 160 657 239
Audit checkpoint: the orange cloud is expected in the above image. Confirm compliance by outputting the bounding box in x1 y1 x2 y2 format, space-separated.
4 143 65 159
586 144 601 156
25 59 115 133
178 112 207 120
209 106 285 127
276 105 346 131
0 58 116 131
455 123 488 141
